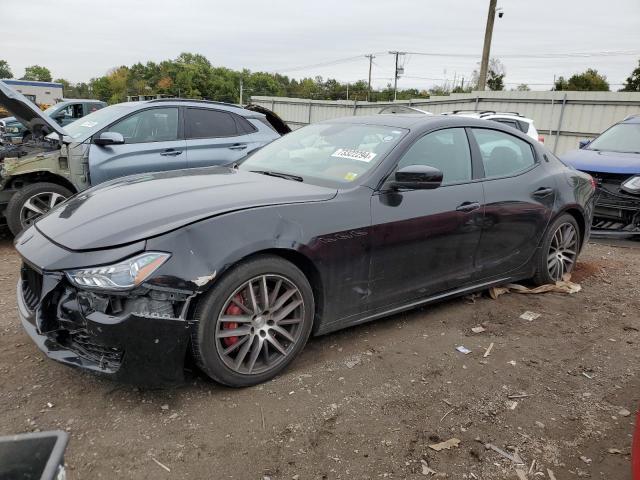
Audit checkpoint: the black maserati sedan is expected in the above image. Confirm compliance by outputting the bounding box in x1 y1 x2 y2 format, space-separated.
15 114 595 387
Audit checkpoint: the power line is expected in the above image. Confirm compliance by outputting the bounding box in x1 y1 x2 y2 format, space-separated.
407 49 640 59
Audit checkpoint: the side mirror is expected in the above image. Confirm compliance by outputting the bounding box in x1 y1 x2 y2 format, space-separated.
94 132 125 146
578 139 591 149
390 165 443 190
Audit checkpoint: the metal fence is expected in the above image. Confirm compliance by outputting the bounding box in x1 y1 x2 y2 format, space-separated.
251 91 640 155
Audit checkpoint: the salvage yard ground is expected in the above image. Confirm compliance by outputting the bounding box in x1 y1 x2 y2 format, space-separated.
0 236 638 479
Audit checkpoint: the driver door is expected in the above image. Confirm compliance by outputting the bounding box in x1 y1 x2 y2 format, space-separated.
88 107 187 185
369 128 485 310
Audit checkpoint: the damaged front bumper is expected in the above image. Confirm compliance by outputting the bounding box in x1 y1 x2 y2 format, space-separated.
589 174 640 238
15 229 197 386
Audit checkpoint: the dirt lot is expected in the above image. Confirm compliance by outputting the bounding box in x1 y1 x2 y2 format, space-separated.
0 237 638 479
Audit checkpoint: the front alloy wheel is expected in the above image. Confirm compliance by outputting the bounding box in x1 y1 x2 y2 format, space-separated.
6 182 72 235
215 274 305 375
192 255 314 387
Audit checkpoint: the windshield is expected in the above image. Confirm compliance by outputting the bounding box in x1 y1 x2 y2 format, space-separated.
238 123 407 186
47 104 134 141
588 123 640 153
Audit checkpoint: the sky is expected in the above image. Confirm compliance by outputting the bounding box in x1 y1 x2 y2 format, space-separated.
2 0 639 92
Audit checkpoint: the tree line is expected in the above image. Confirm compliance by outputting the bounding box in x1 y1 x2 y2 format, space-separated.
0 54 639 105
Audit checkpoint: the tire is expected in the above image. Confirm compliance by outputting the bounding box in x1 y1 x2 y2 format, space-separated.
191 255 315 387
531 213 581 286
6 182 72 235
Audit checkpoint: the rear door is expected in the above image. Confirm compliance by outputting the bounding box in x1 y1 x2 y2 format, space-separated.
184 107 264 168
470 127 556 279
88 106 186 185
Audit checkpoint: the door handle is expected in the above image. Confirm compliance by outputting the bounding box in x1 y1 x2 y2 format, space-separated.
455 201 481 213
532 187 554 197
160 149 182 157
229 143 247 151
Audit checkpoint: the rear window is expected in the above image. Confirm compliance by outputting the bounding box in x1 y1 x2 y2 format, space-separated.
185 108 243 139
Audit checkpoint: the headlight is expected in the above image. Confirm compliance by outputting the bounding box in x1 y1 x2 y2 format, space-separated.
66 252 170 290
6 126 19 133
621 175 640 194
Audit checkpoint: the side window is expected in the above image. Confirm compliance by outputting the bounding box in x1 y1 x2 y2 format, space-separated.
471 128 535 178
185 108 239 139
71 104 84 118
85 103 103 115
397 128 472 185
491 118 521 132
109 108 178 144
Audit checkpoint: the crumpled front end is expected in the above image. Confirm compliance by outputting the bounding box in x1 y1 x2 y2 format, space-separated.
15 228 197 386
585 171 640 237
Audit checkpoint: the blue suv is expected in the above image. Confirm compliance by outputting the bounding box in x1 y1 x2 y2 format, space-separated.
0 81 289 234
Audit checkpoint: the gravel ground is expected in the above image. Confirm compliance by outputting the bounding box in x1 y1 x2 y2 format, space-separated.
0 237 638 479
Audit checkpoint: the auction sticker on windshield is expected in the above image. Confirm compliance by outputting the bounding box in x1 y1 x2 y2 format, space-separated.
331 148 377 162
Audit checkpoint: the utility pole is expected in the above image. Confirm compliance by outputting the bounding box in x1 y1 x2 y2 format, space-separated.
239 77 243 105
388 51 406 101
365 54 375 101
478 0 501 91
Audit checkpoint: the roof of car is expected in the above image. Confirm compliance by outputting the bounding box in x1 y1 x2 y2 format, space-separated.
105 99 262 118
622 114 640 123
140 98 256 117
59 99 106 104
325 113 492 129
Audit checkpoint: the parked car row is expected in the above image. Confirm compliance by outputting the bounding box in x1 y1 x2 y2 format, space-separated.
2 78 636 387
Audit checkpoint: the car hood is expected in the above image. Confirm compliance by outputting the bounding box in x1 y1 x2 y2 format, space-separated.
0 80 66 137
561 148 640 175
35 167 337 251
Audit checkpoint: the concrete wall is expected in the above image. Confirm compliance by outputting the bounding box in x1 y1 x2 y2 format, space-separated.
251 91 640 156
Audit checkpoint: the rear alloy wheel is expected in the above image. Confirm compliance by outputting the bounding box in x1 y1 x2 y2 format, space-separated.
6 182 72 235
532 213 581 285
192 255 314 387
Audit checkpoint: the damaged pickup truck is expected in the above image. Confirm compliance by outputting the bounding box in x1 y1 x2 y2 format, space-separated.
0 81 289 235
561 114 640 237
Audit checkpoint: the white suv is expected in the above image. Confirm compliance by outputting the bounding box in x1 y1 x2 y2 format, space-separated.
442 110 543 143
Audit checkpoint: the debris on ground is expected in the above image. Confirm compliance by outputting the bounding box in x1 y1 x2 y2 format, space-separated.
618 408 631 417
420 459 437 475
429 438 461 451
151 457 171 472
580 455 592 464
483 342 494 357
456 346 471 355
515 469 528 480
547 468 558 480
607 448 622 454
489 274 581 299
519 311 541 321
471 326 486 333
484 443 525 465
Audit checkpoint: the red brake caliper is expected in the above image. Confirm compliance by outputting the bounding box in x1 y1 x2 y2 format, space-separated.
222 294 244 347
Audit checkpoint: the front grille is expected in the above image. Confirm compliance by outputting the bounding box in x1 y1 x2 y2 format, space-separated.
21 263 42 311
65 328 124 370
